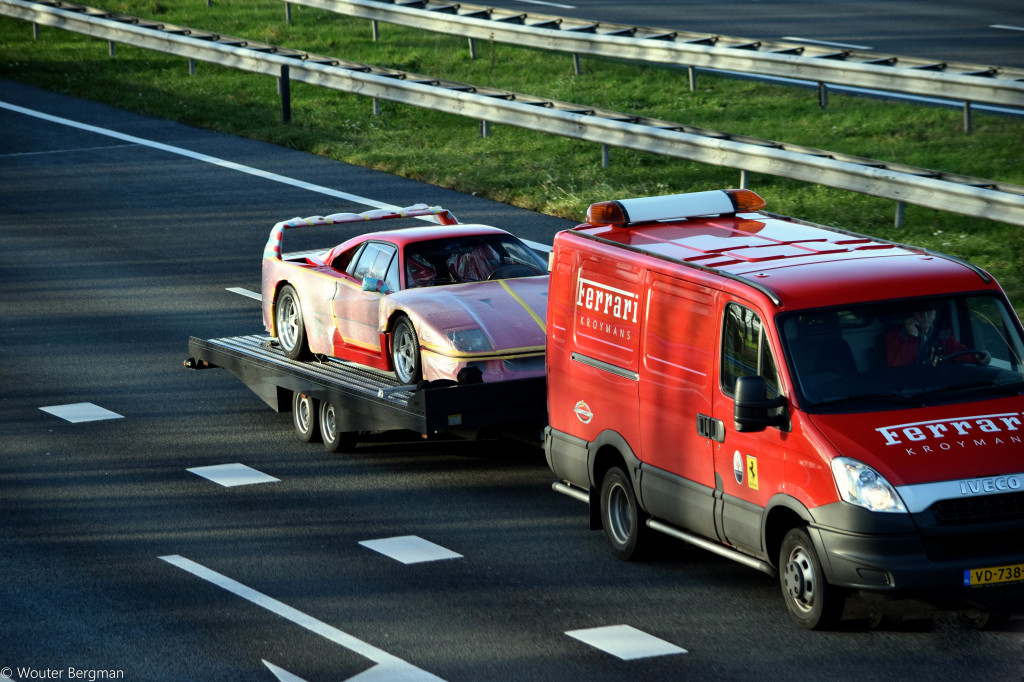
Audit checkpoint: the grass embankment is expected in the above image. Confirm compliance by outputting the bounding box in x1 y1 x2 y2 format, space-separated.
1 0 1022 305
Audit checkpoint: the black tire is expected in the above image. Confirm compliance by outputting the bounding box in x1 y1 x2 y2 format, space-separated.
599 466 649 561
275 284 309 360
292 391 320 443
958 611 1012 630
390 315 422 385
319 400 356 453
779 527 845 630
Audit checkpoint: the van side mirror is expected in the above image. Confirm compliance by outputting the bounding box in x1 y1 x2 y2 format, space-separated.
734 375 788 432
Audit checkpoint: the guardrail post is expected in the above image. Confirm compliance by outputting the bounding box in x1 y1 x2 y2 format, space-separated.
32 22 38 39
373 98 381 116
602 144 610 168
371 19 379 41
573 54 581 76
285 2 292 25
963 101 973 133
188 58 196 75
480 120 489 138
817 82 828 110
688 66 697 92
894 201 905 228
468 37 476 59
279 65 291 122
740 169 749 189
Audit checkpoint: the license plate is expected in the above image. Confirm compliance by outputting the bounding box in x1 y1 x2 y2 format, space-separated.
963 563 1024 587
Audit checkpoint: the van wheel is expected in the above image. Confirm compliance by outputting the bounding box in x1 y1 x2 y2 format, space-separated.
780 527 844 630
292 391 320 443
319 400 356 453
600 466 648 561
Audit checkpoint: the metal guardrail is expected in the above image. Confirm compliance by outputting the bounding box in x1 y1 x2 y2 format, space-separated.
284 0 1024 111
4 0 1024 228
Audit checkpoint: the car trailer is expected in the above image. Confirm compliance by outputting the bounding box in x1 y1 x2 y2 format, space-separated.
185 334 547 451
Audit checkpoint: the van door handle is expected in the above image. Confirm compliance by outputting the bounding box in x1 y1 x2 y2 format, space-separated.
697 413 725 443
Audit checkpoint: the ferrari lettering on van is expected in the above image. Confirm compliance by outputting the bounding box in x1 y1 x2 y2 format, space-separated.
876 412 1023 446
576 277 639 323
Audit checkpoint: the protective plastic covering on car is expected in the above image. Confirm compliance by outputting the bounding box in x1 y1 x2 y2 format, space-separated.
263 204 459 260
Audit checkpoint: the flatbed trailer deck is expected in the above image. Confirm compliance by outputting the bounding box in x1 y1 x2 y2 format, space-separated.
185 334 546 446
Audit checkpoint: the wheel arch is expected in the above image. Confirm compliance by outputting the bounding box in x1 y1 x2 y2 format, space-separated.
763 494 814 570
587 430 643 530
268 279 292 338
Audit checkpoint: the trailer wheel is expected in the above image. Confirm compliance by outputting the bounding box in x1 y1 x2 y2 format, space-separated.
599 466 648 561
391 316 422 385
319 400 355 453
292 391 320 443
276 284 309 360
780 527 844 630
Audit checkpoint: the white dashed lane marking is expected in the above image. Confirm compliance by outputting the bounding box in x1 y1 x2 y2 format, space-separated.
226 287 262 301
359 536 463 564
39 402 124 423
161 555 444 681
188 463 280 487
565 624 688 660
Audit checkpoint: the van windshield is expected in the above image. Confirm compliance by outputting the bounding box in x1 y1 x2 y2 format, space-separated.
777 294 1024 413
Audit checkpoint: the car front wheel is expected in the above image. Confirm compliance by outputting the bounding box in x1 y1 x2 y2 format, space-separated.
391 316 422 385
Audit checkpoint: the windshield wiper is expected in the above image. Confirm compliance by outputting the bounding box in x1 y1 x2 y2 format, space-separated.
812 392 923 409
911 380 1024 400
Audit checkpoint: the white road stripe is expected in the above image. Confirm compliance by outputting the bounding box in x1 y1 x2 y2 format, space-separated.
187 463 279 487
359 536 463 564
226 287 262 301
39 402 124 423
1 101 560 250
781 36 873 50
565 624 687 660
991 24 1024 32
160 555 444 680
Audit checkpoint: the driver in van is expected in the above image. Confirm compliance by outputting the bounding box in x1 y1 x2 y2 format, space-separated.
886 304 991 367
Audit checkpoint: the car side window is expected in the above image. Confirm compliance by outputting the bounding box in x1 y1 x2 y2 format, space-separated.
349 242 398 289
722 302 780 398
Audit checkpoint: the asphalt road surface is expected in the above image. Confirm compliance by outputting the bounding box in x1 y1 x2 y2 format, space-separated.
479 0 1024 69
1 80 1022 681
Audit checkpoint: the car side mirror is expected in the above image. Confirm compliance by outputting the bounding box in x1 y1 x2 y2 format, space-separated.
361 277 391 294
734 375 788 432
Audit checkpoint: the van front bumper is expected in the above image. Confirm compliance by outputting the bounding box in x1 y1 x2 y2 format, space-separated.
809 502 1024 611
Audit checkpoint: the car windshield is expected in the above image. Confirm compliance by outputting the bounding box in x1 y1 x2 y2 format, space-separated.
778 293 1024 413
404 234 547 287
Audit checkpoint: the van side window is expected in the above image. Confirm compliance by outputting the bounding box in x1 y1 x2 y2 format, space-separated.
722 303 780 398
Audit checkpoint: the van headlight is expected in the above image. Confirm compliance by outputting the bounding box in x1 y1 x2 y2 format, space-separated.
830 458 906 513
447 329 493 352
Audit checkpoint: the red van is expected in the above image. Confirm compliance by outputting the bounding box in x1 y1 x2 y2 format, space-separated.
544 189 1024 629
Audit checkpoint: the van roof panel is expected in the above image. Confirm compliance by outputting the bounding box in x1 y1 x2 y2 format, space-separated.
570 211 995 309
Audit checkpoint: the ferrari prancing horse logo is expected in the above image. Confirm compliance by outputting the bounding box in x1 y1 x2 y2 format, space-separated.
733 450 759 490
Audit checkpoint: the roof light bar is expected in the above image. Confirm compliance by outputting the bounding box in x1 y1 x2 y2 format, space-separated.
586 189 766 227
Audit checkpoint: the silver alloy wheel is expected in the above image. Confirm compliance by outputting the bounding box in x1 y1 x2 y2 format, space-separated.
277 293 300 353
392 318 420 384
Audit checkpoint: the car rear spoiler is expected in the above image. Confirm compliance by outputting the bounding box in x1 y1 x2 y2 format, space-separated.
263 204 459 260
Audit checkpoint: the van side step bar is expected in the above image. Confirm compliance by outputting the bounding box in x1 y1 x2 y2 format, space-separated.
553 480 777 577
647 519 777 577
552 481 590 504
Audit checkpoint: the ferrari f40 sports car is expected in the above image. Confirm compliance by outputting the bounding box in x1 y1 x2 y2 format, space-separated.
261 204 549 385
